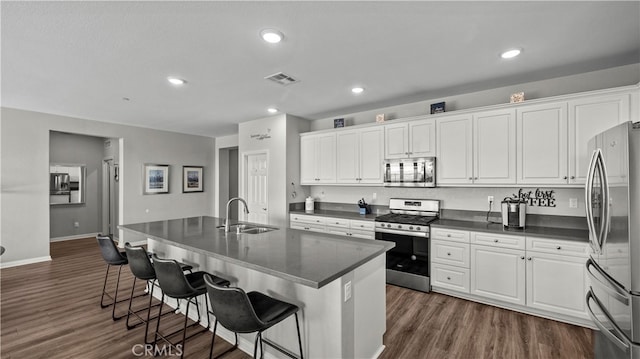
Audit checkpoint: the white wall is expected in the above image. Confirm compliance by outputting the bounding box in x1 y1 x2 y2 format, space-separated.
310 64 640 131
0 107 216 266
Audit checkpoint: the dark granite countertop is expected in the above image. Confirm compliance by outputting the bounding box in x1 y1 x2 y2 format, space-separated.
121 216 394 289
431 219 589 243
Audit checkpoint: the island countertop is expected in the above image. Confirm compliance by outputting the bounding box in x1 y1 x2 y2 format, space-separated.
120 216 394 289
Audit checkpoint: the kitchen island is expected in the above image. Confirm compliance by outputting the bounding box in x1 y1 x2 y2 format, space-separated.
120 216 394 359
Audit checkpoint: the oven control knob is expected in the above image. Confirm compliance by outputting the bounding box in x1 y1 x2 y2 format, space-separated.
409 226 414 230
386 224 391 228
397 225 402 229
416 226 421 231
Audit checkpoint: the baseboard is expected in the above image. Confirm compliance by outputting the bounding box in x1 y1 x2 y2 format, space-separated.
1 256 52 268
50 232 102 242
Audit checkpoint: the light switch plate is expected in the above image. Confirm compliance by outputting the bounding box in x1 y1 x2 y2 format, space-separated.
569 198 578 208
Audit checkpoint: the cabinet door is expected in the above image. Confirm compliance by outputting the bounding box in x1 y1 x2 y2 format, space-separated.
437 114 473 185
517 103 569 184
300 136 317 184
384 123 409 159
568 93 629 184
473 109 516 184
409 119 436 158
470 244 526 305
316 133 336 183
359 127 384 184
336 130 360 183
526 252 588 319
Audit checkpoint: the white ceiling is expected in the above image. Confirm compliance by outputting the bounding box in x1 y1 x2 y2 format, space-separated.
2 1 639 137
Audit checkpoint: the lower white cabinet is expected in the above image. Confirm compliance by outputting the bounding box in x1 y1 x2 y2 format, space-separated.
290 214 375 239
470 244 526 306
431 227 590 326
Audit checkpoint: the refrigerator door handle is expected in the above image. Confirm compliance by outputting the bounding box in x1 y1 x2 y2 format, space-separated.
585 149 600 254
586 290 631 352
595 151 611 250
586 258 630 306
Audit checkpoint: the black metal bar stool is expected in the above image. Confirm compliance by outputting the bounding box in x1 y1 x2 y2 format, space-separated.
96 234 145 320
124 243 194 343
152 254 231 359
204 274 304 359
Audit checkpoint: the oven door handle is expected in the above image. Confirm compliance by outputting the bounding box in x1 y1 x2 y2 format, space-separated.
375 227 428 238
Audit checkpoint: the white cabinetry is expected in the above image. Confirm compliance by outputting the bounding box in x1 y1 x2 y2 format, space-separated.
525 236 589 319
300 133 336 184
437 109 516 185
290 214 375 239
568 93 630 185
470 232 526 305
431 228 471 293
517 102 568 184
336 127 383 184
384 118 436 159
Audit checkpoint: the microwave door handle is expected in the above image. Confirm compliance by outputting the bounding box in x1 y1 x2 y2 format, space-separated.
585 149 599 253
586 290 631 351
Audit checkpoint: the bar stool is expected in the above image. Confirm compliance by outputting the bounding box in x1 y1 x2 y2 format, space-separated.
124 243 193 343
96 234 143 320
152 254 231 359
204 274 303 359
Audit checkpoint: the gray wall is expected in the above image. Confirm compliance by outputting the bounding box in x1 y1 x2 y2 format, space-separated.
1 108 215 266
49 131 104 238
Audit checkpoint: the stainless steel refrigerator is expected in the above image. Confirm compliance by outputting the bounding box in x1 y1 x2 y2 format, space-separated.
585 121 640 358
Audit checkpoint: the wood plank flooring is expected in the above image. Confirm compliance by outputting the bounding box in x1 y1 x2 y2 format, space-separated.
1 237 593 358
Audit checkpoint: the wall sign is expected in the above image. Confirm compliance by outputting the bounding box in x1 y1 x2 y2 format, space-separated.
511 188 556 207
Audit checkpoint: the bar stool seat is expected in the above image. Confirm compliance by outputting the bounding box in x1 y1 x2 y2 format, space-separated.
204 274 303 359
152 254 230 359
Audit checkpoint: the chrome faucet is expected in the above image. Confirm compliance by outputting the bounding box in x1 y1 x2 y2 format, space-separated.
225 197 250 233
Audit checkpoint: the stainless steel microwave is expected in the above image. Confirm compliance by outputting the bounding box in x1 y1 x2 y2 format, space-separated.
383 157 436 187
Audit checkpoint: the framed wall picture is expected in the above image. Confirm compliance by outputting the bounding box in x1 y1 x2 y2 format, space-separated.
182 166 203 193
143 164 169 194
430 102 445 114
334 118 345 128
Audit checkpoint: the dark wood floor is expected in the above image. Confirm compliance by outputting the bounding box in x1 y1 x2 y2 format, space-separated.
1 238 593 358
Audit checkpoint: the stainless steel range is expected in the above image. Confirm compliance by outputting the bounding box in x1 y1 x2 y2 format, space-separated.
375 198 440 292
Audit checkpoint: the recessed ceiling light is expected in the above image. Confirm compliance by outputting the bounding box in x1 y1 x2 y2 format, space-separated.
167 77 186 85
501 48 522 59
351 87 365 94
267 107 278 114
260 29 284 44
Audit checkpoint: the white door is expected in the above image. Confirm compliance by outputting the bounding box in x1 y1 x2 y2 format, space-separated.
336 130 360 183
436 114 473 185
384 123 409 159
244 152 268 224
409 119 436 158
473 109 516 184
470 244 526 305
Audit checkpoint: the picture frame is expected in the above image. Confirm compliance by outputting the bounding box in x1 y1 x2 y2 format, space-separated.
333 118 345 128
143 164 169 194
430 102 445 114
182 166 204 193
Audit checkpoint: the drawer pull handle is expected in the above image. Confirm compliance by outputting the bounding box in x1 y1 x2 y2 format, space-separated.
556 246 561 250
528 257 532 261
447 234 451 237
447 277 451 281
494 239 499 243
447 252 451 256
520 256 525 260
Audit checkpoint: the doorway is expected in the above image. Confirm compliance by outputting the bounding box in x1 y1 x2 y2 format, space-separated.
218 147 239 219
102 159 119 238
242 151 269 224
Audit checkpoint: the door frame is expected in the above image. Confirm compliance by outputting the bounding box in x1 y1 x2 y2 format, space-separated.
240 150 269 223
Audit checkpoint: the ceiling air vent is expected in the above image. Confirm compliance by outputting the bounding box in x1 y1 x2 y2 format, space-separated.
264 72 299 86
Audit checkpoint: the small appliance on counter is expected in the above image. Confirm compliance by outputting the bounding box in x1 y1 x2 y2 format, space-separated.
305 196 315 213
501 197 526 228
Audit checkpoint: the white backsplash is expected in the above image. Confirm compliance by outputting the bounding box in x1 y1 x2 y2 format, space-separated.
309 186 586 217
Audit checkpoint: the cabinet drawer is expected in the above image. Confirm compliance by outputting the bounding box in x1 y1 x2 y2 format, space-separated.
350 229 375 240
431 228 470 243
350 219 375 231
290 222 325 232
432 263 470 293
290 214 326 225
431 240 470 268
471 232 524 250
326 218 349 228
526 236 588 257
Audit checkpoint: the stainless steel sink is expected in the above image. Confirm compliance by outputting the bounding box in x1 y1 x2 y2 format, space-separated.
217 224 278 234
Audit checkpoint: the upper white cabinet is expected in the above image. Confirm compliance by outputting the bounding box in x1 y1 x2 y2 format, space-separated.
517 102 569 184
336 127 384 184
300 133 336 184
568 93 630 184
384 118 436 159
437 109 516 185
